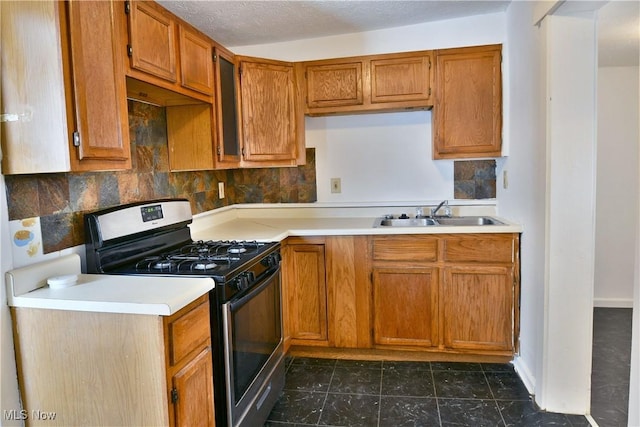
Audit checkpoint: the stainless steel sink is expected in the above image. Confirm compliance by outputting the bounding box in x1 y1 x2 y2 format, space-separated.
373 216 504 227
435 216 505 226
376 217 439 227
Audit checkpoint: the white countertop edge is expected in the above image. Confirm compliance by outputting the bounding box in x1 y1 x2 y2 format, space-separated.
9 296 176 316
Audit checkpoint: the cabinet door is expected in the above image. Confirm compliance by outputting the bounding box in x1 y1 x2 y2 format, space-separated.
284 244 328 344
372 267 438 348
166 104 214 171
127 0 177 82
433 44 502 159
213 47 242 168
171 347 215 427
442 266 514 352
179 26 214 95
370 54 432 104
239 59 298 164
1 1 70 174
305 61 364 109
66 0 131 170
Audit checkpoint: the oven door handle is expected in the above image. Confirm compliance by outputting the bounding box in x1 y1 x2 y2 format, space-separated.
228 266 280 312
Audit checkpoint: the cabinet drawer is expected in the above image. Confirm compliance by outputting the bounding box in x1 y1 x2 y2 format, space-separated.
167 300 210 366
444 235 514 263
371 236 438 262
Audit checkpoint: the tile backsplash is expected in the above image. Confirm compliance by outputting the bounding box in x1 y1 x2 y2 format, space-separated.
453 160 496 199
4 101 317 254
4 101 499 256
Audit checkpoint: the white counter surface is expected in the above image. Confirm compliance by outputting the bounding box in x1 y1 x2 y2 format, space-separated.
6 254 214 315
189 203 522 242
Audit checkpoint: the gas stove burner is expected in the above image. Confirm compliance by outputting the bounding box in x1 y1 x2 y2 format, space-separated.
135 256 177 272
192 262 217 270
153 261 174 270
228 245 247 254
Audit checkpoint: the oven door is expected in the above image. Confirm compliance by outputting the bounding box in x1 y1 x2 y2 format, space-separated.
222 267 285 427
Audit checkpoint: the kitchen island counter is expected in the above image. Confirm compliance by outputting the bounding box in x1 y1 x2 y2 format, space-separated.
6 254 214 315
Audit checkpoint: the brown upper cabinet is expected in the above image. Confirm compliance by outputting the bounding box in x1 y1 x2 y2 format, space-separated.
304 61 364 110
237 56 305 167
433 44 502 159
299 51 434 116
179 26 215 95
1 1 131 174
212 47 242 169
125 0 214 100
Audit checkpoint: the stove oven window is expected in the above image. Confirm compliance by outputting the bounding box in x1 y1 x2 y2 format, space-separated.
230 272 282 403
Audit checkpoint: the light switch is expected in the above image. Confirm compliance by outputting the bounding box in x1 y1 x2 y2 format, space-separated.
331 178 341 193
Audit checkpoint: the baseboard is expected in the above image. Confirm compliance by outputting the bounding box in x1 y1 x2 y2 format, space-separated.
593 298 634 308
512 355 536 395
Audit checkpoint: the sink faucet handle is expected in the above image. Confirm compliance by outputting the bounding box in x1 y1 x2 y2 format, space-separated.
431 199 452 217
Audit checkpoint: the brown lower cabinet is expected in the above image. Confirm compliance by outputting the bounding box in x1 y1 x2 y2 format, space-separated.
282 233 520 362
11 295 214 427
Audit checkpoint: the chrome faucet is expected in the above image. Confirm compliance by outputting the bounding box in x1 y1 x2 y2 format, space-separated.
431 200 452 217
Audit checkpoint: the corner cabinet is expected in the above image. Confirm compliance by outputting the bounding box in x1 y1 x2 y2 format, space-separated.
11 295 215 427
237 56 305 167
433 44 502 159
1 1 131 174
299 51 434 116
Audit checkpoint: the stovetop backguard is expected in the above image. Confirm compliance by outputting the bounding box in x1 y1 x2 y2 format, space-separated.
84 199 280 286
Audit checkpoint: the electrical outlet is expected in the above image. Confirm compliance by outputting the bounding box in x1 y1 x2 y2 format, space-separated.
218 182 225 199
503 170 508 189
330 178 341 194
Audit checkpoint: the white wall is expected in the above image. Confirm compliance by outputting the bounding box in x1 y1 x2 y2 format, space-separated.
499 0 546 397
540 11 598 413
233 14 506 204
594 66 639 308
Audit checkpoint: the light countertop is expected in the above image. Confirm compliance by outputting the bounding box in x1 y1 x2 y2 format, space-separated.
189 203 522 242
6 254 214 315
6 202 521 316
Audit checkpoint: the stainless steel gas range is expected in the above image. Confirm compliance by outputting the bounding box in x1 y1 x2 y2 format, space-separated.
84 199 285 427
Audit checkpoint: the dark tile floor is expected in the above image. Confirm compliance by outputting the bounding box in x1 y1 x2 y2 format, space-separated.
591 307 633 427
265 357 590 426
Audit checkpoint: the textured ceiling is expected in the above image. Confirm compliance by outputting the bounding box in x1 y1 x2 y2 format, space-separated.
157 1 511 47
158 0 639 66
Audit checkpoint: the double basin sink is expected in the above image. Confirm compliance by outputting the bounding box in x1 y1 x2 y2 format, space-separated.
373 215 505 228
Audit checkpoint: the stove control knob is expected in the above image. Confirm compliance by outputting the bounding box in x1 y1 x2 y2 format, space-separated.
268 252 282 267
245 271 255 285
262 254 277 267
235 275 250 292
399 213 409 219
